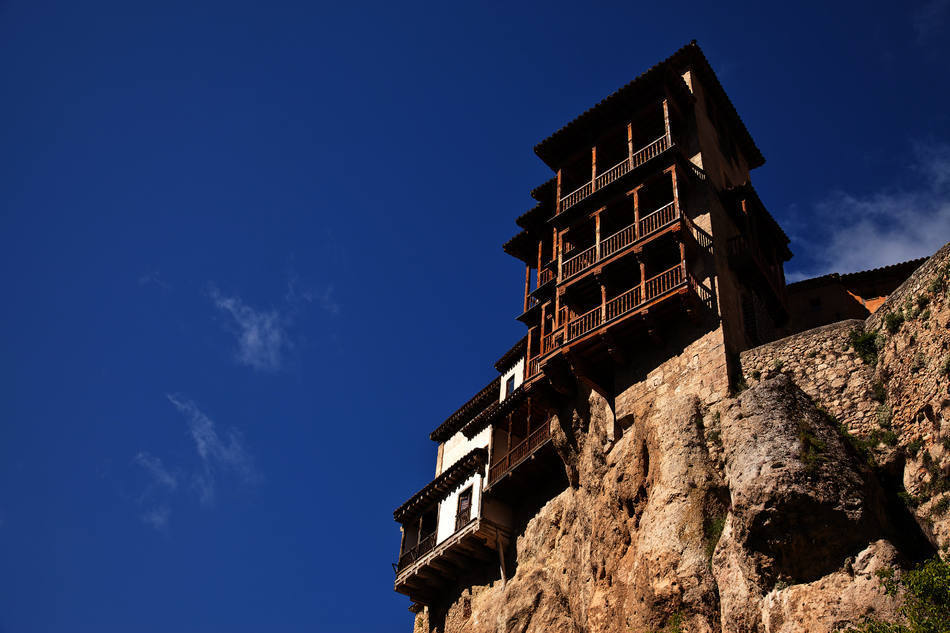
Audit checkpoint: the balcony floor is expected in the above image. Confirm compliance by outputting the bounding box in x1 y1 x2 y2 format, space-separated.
394 517 509 606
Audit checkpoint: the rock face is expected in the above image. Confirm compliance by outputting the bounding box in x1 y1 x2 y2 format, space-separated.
424 377 902 633
416 248 950 633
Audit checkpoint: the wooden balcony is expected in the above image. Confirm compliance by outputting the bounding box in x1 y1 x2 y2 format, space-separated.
396 531 436 572
488 422 552 485
394 517 510 606
560 200 680 281
530 263 711 365
558 134 670 215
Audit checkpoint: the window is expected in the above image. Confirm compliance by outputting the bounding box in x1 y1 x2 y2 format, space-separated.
455 487 473 531
505 375 516 397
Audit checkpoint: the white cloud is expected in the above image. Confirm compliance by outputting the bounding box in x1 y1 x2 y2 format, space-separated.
141 505 171 532
166 394 259 506
134 452 177 491
210 287 288 372
786 142 950 279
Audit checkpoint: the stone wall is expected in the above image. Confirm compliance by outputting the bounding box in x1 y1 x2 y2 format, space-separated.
739 319 880 436
614 321 730 431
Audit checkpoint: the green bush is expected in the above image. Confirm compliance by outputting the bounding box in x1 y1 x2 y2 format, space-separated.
703 514 726 564
850 329 881 364
941 357 950 377
912 353 927 374
885 312 905 334
841 557 950 633
872 381 887 403
907 439 924 458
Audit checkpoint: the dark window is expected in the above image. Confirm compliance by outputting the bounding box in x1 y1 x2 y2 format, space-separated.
506 375 516 396
455 487 473 531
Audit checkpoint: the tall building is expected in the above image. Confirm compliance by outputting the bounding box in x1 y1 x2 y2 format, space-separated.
392 41 792 611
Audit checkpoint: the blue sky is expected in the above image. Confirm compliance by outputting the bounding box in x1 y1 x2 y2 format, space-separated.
2 1 950 631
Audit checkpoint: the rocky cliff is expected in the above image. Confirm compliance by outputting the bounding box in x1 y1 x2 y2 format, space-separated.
415 244 950 633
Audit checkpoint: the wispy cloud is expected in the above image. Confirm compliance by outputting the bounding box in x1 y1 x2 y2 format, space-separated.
134 452 177 491
210 287 288 372
141 505 171 532
167 394 259 506
786 142 950 280
131 396 260 531
138 270 172 291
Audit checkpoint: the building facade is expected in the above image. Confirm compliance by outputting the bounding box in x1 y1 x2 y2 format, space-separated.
392 41 794 611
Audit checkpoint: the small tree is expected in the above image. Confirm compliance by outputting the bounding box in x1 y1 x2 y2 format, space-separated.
843 557 950 633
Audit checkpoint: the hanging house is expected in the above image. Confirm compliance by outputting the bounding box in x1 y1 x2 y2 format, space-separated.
393 41 795 610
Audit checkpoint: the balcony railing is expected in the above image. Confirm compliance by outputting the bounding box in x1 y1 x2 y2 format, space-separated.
488 422 552 484
546 264 688 349
396 531 437 571
558 135 671 215
560 201 679 282
455 508 472 533
539 267 555 285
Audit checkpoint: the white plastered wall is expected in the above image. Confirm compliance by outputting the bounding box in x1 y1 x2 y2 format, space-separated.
498 357 525 402
440 425 490 475
436 471 483 544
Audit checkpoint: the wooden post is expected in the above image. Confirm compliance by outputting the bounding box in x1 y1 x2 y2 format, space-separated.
626 122 634 163
600 279 607 324
594 211 602 261
663 99 671 144
525 326 533 378
523 264 531 313
632 187 641 239
679 239 687 281
640 258 647 301
670 164 680 218
556 169 562 215
536 240 543 287
591 146 597 191
539 304 547 352
557 231 564 281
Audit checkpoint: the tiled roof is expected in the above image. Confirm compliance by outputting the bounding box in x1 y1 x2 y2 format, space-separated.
533 41 764 171
393 447 487 522
429 377 500 442
494 337 526 372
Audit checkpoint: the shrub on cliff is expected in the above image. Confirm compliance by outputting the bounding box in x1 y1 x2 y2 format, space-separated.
842 557 950 632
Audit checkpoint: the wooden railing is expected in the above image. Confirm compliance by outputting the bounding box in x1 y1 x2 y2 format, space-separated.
539 267 555 285
562 245 597 278
455 508 472 533
561 201 680 281
397 531 437 571
566 304 602 341
488 423 552 484
559 181 593 212
605 285 643 321
544 264 688 347
638 201 677 236
527 356 542 378
558 135 671 214
594 155 632 190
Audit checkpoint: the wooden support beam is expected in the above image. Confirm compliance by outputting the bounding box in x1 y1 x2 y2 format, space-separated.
599 330 628 366
626 122 634 162
523 264 531 313
591 146 597 192
496 532 507 588
556 169 562 215
662 98 671 143
567 350 612 403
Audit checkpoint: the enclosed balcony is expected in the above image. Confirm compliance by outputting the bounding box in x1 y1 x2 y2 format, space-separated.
393 448 512 606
